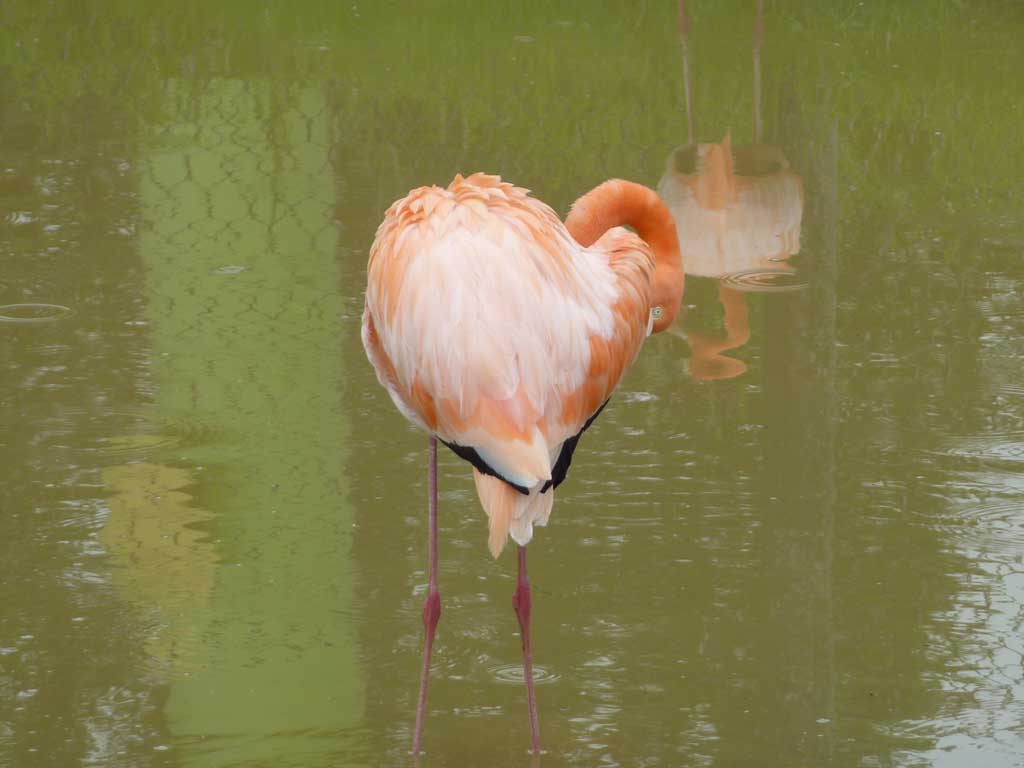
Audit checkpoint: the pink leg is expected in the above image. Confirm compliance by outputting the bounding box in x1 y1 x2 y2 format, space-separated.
412 436 441 755
512 545 541 754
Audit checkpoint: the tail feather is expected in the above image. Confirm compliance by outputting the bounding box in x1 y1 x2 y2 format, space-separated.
473 470 556 558
534 490 554 527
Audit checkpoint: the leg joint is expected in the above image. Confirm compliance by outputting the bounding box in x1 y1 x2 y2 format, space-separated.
422 589 442 630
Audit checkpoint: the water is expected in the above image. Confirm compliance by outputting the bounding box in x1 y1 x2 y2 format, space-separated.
2 2 1023 766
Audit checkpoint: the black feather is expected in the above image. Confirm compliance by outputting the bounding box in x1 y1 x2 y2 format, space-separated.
540 398 610 493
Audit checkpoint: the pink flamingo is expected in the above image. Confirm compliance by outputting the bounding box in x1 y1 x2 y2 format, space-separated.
361 172 683 754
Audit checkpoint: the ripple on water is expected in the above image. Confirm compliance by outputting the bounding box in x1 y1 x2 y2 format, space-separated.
720 268 807 293
0 303 71 323
932 471 1024 558
94 432 186 457
210 265 248 275
489 662 560 686
58 406 218 459
975 500 1024 535
959 495 1024 548
938 434 1024 467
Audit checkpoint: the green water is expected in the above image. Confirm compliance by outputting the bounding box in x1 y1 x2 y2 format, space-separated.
2 2 1023 766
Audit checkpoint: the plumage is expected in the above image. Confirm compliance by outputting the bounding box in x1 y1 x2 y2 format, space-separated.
363 173 679 557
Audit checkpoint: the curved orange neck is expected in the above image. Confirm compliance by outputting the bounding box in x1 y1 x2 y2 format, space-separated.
565 179 684 332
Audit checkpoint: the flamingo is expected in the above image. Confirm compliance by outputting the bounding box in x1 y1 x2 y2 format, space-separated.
361 172 683 754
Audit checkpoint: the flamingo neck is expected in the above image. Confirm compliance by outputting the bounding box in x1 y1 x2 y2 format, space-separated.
565 179 684 332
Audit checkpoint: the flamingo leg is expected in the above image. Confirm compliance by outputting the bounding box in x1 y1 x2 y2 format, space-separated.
412 435 441 755
513 544 541 754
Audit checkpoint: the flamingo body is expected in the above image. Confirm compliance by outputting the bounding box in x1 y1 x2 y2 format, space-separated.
363 173 661 556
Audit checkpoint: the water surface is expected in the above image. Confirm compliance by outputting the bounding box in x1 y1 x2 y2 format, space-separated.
2 2 1023 766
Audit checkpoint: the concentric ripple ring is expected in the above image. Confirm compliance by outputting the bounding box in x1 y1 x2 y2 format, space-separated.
720 268 807 293
0 303 72 324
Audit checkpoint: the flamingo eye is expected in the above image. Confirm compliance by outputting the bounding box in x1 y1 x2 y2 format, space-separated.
651 306 664 319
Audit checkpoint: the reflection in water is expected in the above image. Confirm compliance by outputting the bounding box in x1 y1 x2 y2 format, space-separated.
662 0 803 382
659 135 803 278
100 463 216 670
679 284 750 381
136 78 365 765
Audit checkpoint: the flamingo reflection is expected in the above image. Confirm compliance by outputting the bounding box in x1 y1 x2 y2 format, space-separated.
661 0 805 381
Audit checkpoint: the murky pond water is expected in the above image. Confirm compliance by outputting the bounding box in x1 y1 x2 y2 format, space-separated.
3 2 1023 766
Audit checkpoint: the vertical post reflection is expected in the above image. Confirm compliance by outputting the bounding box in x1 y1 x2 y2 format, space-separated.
139 78 361 765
